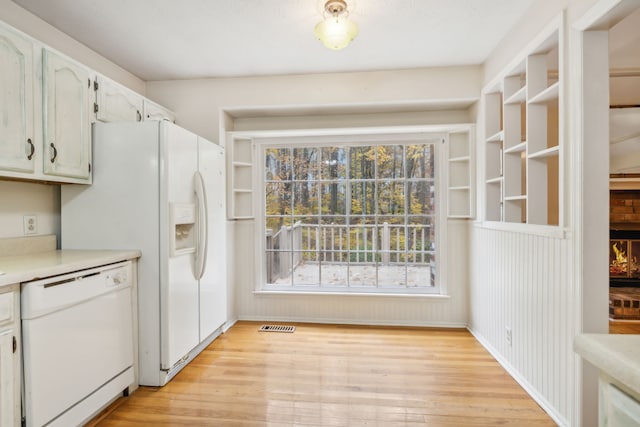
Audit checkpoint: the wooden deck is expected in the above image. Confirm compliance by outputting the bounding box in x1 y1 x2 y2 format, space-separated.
90 321 556 426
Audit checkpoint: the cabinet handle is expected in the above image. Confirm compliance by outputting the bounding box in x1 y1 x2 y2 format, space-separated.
27 138 35 160
136 110 142 122
50 142 58 163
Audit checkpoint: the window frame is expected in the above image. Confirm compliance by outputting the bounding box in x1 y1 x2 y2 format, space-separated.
253 131 449 296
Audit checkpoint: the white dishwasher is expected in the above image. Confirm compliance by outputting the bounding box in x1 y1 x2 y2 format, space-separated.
21 261 135 427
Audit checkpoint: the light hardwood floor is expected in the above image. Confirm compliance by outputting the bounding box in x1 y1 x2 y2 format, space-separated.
90 321 556 426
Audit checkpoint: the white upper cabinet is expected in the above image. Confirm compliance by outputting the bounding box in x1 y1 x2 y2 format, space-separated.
93 76 176 123
42 49 92 181
95 75 144 122
0 26 35 174
0 21 175 185
143 98 175 122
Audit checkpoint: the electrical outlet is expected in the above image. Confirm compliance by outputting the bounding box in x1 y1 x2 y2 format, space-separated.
23 215 37 235
506 327 512 346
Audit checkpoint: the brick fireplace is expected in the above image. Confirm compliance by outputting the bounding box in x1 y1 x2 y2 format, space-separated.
610 190 640 225
609 189 640 319
610 190 640 285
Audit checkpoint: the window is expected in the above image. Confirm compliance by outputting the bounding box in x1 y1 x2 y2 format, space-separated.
261 135 442 294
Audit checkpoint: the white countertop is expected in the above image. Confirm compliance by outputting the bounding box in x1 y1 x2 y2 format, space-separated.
574 333 640 395
0 250 141 287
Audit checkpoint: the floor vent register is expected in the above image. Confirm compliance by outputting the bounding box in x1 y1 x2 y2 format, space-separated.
258 325 296 333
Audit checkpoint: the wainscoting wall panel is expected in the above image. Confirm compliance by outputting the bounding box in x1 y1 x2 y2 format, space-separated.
469 224 574 426
232 219 470 327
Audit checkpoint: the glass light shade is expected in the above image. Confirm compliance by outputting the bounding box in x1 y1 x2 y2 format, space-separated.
314 16 358 50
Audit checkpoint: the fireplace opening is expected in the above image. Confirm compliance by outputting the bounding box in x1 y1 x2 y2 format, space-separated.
609 189 640 320
610 230 640 287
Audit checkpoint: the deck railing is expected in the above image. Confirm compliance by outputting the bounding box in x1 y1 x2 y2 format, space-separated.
266 222 433 282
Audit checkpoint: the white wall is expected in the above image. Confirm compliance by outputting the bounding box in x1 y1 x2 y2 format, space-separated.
0 181 59 239
472 0 617 426
470 227 574 425
146 66 481 328
146 66 480 143
0 0 146 241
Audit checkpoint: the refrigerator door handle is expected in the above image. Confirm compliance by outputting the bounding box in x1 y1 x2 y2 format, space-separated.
194 171 209 280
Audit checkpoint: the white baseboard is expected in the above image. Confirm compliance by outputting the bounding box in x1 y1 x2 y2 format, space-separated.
467 327 569 427
237 315 467 328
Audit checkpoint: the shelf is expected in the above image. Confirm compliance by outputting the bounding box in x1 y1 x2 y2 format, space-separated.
504 141 526 154
528 81 559 105
486 130 504 143
228 135 254 219
449 156 470 163
447 128 474 219
504 85 527 105
504 195 527 201
486 176 503 184
528 145 559 159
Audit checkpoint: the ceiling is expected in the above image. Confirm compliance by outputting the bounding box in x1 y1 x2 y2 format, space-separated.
11 0 537 81
609 7 640 70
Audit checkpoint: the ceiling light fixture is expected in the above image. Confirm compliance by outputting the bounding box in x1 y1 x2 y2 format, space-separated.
314 0 358 50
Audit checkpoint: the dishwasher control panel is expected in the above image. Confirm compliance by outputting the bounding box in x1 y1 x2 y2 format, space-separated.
104 266 129 287
21 261 133 320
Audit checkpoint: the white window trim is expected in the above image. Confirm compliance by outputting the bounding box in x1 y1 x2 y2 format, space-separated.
251 130 449 296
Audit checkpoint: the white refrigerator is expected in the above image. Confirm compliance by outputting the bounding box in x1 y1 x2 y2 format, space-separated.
61 120 227 386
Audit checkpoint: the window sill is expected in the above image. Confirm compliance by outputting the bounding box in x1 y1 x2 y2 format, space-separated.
253 290 452 299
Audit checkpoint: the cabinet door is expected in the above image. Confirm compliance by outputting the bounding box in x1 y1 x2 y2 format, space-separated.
600 381 640 426
96 75 143 122
143 99 175 122
0 330 15 427
42 49 91 180
0 27 35 174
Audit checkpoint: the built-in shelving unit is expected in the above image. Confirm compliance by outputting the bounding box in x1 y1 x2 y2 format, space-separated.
228 136 254 219
482 18 562 227
447 129 474 218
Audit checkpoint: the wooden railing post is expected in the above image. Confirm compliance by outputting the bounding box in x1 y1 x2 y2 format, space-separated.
292 221 302 268
279 225 289 279
382 222 390 266
266 228 273 283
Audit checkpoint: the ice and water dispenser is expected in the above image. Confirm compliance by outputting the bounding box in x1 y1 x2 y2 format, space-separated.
170 203 196 256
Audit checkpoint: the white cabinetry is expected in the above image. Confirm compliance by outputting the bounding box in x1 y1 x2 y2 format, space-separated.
600 381 640 427
447 128 474 218
0 21 93 184
42 49 92 181
93 76 175 123
143 99 175 122
0 26 35 175
482 15 562 226
0 285 20 427
1 21 177 185
95 75 143 123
